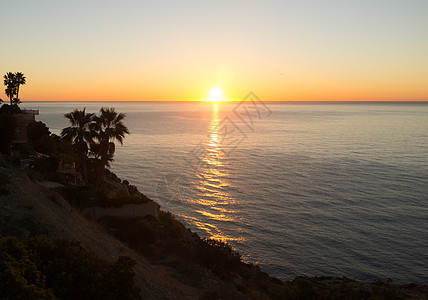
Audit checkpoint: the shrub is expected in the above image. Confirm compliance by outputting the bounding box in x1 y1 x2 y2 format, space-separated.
100 216 157 256
192 238 242 277
0 236 141 299
53 185 96 208
33 135 57 155
27 121 50 145
158 210 185 237
0 236 55 299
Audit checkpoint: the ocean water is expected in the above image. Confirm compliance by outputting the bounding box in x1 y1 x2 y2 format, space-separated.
25 100 428 284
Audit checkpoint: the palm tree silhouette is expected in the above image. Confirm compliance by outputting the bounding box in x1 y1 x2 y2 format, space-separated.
3 72 17 104
15 72 26 100
92 107 129 188
3 72 26 105
61 108 95 185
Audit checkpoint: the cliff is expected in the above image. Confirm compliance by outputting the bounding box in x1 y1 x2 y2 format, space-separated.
0 160 209 299
1 158 427 299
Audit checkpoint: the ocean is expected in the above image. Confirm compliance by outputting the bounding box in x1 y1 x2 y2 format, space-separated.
24 100 428 284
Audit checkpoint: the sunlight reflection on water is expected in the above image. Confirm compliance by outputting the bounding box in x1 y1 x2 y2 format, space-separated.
185 103 241 243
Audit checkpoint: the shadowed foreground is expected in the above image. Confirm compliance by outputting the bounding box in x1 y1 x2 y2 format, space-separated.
1 158 427 299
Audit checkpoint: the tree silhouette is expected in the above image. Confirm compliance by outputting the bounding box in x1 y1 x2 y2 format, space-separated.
91 107 129 188
15 72 26 100
3 72 26 105
3 72 17 104
61 108 94 185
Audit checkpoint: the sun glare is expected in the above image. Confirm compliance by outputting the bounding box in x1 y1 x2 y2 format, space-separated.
208 87 223 101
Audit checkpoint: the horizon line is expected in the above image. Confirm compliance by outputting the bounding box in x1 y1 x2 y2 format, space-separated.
20 100 428 104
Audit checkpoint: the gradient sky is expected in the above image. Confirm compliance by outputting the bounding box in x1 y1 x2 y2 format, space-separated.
1 0 427 101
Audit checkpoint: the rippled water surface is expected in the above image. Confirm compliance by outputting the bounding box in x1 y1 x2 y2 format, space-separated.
28 101 428 284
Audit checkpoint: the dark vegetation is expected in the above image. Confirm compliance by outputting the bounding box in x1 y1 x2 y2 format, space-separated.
98 211 407 299
0 236 141 299
3 72 26 105
1 72 26 154
0 73 129 191
61 107 129 187
0 73 26 153
100 211 241 276
54 170 150 209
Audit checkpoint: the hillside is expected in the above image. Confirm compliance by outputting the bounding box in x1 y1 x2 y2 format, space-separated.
0 159 218 299
1 157 427 299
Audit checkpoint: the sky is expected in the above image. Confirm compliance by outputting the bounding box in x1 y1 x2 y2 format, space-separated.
1 0 427 101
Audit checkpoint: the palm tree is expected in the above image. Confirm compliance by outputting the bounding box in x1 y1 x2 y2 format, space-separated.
15 72 26 100
61 108 94 185
92 107 129 188
3 72 16 104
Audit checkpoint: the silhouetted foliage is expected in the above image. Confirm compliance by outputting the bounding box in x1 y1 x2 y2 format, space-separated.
0 236 141 299
61 107 129 188
101 210 244 281
27 121 51 144
3 72 17 104
15 72 26 101
0 103 21 114
53 185 96 209
3 72 26 105
99 216 157 256
26 121 57 154
91 107 129 188
61 108 94 185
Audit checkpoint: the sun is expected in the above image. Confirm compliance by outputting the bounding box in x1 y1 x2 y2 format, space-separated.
208 87 224 101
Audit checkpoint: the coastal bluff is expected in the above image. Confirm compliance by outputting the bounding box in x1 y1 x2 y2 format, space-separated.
0 161 206 299
1 159 427 299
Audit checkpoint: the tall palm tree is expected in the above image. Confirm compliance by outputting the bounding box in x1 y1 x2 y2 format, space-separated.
92 107 129 188
15 72 26 100
61 108 94 185
3 72 16 104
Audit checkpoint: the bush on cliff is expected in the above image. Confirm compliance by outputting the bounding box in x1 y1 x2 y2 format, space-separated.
0 236 141 300
100 211 244 281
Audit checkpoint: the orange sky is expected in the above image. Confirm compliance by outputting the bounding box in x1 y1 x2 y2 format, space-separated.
1 1 427 102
